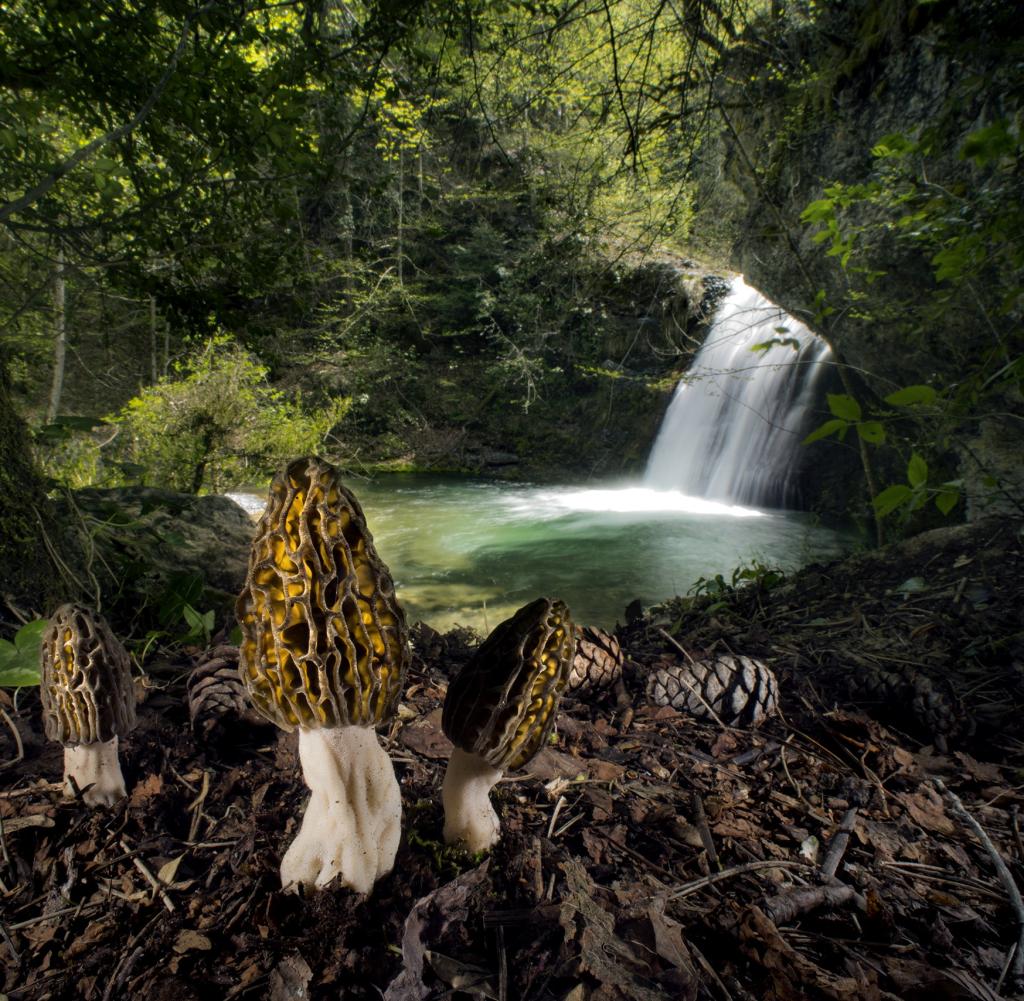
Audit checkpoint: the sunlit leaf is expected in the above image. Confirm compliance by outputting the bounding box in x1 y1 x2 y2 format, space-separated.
856 421 886 444
803 418 847 445
827 394 862 421
873 484 913 517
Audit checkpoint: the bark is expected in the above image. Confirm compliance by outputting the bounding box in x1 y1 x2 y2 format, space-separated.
46 247 66 424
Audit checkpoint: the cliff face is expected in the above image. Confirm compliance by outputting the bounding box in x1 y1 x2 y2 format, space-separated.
696 0 1024 520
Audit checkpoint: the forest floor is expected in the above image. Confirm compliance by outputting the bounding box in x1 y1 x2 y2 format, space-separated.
2 518 1023 1001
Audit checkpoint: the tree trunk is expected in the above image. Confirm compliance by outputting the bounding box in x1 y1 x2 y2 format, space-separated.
150 295 158 384
46 246 66 423
0 355 67 625
396 147 404 285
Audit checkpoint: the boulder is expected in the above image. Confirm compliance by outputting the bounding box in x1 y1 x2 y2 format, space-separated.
53 487 254 636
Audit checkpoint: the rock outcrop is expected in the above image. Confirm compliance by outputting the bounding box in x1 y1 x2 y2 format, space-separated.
53 487 254 636
696 0 1024 519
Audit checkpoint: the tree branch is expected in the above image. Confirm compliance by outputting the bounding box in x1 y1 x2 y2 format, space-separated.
0 1 216 225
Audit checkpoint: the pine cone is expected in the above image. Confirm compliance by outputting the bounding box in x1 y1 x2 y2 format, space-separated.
646 654 779 726
187 645 253 737
844 664 969 742
568 626 624 692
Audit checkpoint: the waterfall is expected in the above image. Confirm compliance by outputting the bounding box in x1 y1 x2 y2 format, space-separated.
644 276 832 509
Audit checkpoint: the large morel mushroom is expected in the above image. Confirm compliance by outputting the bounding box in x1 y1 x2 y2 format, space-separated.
40 604 136 806
441 597 575 852
237 456 410 893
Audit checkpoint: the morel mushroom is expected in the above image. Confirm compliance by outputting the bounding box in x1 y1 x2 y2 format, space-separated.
40 604 136 806
237 456 410 893
567 625 624 692
647 654 778 727
441 597 575 852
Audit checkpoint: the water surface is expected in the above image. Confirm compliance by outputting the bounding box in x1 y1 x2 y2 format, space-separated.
229 475 852 633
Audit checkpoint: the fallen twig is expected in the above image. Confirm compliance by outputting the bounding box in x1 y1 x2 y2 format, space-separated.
0 782 63 800
120 837 175 913
821 807 859 880
935 778 1024 981
663 860 812 901
762 883 866 925
691 792 720 871
0 707 24 771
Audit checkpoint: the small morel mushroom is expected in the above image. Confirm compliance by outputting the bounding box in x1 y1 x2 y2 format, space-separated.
441 597 575 852
647 653 778 727
40 604 136 806
567 625 624 692
237 456 410 893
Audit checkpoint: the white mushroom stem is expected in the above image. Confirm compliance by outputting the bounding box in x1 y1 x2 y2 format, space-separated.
281 725 402 894
63 737 126 807
441 747 504 853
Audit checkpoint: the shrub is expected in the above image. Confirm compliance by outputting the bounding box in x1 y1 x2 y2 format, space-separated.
110 336 349 492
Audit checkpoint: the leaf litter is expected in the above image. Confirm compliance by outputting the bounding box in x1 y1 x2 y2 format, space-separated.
1 517 1023 999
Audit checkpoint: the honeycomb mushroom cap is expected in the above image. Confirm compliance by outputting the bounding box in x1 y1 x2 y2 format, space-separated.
40 603 136 746
237 456 410 732
442 597 575 771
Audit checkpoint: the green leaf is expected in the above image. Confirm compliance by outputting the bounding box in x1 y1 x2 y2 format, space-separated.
907 453 928 488
873 484 913 517
871 133 915 158
937 483 958 515
0 624 44 686
856 421 886 444
827 394 862 421
884 385 937 407
935 486 960 515
803 418 848 445
961 121 1016 167
0 665 41 687
14 618 48 652
801 198 835 223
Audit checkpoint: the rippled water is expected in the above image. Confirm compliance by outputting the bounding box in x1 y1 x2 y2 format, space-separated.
228 475 852 633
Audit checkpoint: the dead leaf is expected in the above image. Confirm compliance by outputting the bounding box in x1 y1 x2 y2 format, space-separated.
589 760 625 783
173 930 212 953
710 731 739 757
898 788 956 835
953 753 1003 785
581 828 606 864
883 957 1005 1001
425 951 498 999
647 899 698 1001
384 862 491 1001
558 858 665 1001
129 773 164 807
65 919 113 958
158 854 185 885
740 905 864 1000
526 747 588 782
584 787 614 821
269 954 314 1001
400 708 453 760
